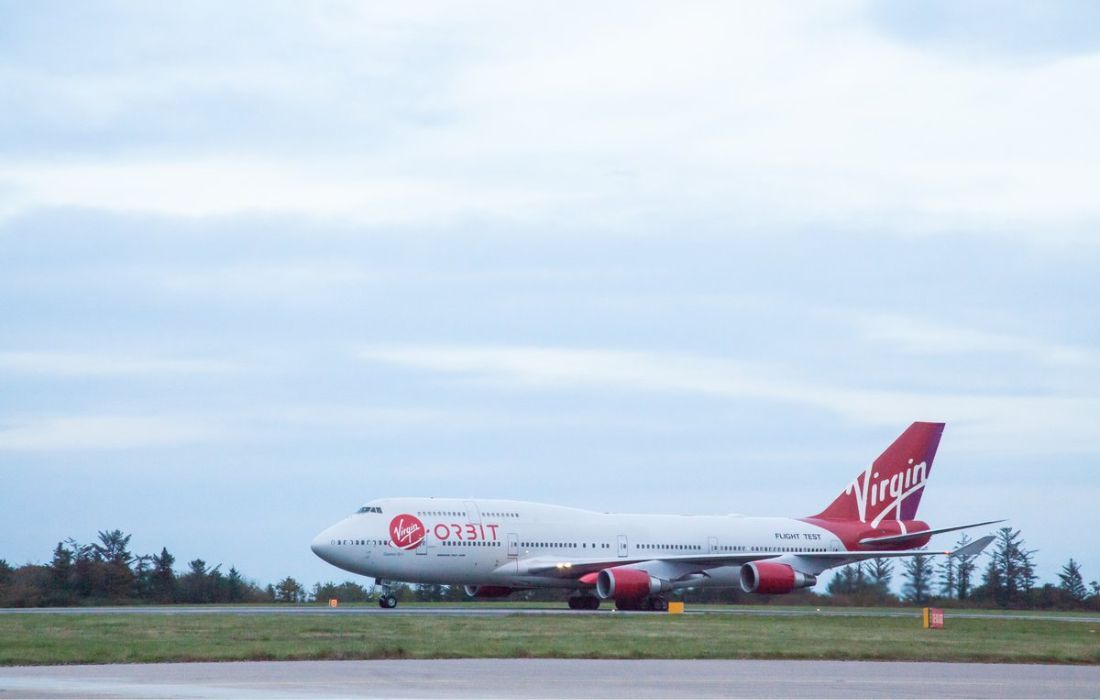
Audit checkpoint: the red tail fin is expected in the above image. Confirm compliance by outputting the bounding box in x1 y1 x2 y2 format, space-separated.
812 422 944 526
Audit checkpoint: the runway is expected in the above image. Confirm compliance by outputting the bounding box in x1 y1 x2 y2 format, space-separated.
2 605 1098 623
2 659 1098 698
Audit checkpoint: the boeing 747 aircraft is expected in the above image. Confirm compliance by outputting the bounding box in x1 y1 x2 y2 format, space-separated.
311 422 999 609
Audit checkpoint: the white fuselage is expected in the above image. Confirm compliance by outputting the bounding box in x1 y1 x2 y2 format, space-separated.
310 497 846 590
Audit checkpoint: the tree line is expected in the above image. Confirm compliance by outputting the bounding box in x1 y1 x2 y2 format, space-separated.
3 527 1098 609
0 530 277 607
822 529 1100 610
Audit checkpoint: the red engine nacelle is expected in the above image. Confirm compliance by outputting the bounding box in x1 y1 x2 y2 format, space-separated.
595 567 670 603
463 585 516 599
740 562 817 594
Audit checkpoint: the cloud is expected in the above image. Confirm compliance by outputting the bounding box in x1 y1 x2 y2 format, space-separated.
2 4 1099 239
0 352 234 376
0 414 227 451
867 0 1100 60
357 343 1100 453
850 313 1096 367
0 158 564 226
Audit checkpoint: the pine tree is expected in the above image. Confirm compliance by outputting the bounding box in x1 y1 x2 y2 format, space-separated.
901 552 933 604
151 547 176 602
953 533 978 600
1058 559 1087 602
47 542 74 604
986 527 1038 606
937 553 957 599
979 556 1003 604
868 558 894 601
227 567 244 602
94 530 134 600
275 577 304 603
827 564 857 595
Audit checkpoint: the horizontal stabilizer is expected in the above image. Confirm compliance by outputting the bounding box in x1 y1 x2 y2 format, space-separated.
950 534 995 558
857 519 1005 546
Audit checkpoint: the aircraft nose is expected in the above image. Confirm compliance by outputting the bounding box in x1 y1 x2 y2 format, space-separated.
311 530 334 563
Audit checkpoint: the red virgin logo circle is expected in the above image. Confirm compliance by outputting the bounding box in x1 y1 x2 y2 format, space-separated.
389 514 426 550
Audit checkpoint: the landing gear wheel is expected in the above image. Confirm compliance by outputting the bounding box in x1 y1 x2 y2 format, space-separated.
568 595 601 610
653 597 669 612
375 579 398 609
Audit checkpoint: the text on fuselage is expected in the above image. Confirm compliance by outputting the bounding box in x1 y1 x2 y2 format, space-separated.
774 532 821 540
433 522 500 542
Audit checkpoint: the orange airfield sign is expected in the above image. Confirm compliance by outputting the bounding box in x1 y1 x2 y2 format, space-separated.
923 607 944 629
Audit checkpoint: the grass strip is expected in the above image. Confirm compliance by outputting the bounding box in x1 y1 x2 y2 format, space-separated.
4 612 1098 666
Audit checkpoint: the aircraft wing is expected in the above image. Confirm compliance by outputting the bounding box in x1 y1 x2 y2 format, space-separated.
520 535 995 580
521 553 771 578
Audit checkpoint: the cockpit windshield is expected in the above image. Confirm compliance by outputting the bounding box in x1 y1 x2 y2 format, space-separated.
356 506 383 514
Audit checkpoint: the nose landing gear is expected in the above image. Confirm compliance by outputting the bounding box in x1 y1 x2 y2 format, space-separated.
376 579 398 608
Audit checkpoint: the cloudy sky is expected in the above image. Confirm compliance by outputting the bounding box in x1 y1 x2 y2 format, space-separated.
2 1 1099 591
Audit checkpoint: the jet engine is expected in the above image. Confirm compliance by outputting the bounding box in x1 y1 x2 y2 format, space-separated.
739 562 817 594
462 585 516 598
595 567 670 602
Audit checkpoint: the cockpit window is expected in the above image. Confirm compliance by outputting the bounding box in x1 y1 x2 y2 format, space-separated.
356 506 383 514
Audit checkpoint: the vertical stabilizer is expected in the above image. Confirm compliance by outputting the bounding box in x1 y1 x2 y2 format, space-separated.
811 422 944 526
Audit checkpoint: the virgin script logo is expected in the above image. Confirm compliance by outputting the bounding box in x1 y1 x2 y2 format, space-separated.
843 458 928 527
389 514 426 550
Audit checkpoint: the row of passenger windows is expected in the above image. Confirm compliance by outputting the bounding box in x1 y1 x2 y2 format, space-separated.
330 537 827 554
521 542 611 550
640 544 703 551
751 545 829 553
417 510 520 518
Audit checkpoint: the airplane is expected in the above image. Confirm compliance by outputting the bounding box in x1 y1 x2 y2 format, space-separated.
311 421 1000 610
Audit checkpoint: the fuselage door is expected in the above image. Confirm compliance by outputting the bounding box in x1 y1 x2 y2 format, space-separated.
708 536 718 554
465 501 481 525
828 539 842 552
507 533 519 558
617 534 628 558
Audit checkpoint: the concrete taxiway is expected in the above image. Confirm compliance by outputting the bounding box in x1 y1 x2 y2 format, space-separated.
2 659 1098 699
2 605 1098 623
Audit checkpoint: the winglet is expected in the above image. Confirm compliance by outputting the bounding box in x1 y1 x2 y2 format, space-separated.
950 534 994 558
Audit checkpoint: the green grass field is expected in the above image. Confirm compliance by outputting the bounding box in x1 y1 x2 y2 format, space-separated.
3 609 1098 666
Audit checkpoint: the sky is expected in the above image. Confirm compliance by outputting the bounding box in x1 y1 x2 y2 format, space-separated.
2 1 1099 593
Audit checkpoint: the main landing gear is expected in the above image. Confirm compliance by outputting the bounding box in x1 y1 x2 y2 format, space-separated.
567 594 601 610
614 595 668 611
647 596 669 612
376 579 398 609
